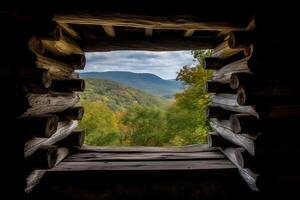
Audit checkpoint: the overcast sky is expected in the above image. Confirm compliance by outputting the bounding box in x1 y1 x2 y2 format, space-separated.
84 51 195 79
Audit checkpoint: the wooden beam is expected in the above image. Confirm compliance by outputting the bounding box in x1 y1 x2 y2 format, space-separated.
22 93 80 117
145 28 153 37
25 147 70 193
210 118 256 155
50 159 235 171
20 114 59 138
78 144 216 153
184 29 195 37
56 130 85 148
64 151 225 162
53 13 249 31
56 106 84 121
102 25 116 37
57 23 81 40
206 81 236 94
26 145 58 169
51 79 85 92
210 94 258 118
206 106 237 120
25 120 78 158
82 37 219 51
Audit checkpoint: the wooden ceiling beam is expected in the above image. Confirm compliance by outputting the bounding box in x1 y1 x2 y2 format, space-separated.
81 36 220 52
102 25 116 37
145 28 153 37
184 29 195 37
53 13 251 31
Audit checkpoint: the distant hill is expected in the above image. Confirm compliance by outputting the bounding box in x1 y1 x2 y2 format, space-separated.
80 71 184 98
81 78 170 111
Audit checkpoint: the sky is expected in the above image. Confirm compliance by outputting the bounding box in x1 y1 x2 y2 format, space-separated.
84 51 195 79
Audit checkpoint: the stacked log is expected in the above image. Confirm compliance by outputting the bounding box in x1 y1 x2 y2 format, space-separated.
206 29 300 191
15 22 86 193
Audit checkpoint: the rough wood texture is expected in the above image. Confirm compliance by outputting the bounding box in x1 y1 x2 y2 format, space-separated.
82 37 219 51
25 120 78 158
41 27 83 55
220 147 259 191
78 144 217 153
57 23 81 40
22 92 80 117
25 147 70 193
19 114 58 138
210 94 258 118
212 40 244 59
212 56 253 83
206 106 237 120
56 106 84 121
17 68 52 93
65 151 225 162
26 145 58 169
210 118 256 155
29 36 85 71
51 79 85 92
56 130 85 148
208 132 236 148
51 159 235 171
53 13 250 31
206 81 236 93
35 54 74 80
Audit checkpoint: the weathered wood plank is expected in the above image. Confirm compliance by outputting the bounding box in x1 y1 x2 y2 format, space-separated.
25 147 70 193
57 23 81 40
211 56 253 83
53 13 250 31
210 94 258 118
210 118 256 155
64 151 225 162
221 147 259 191
41 27 83 55
25 120 78 158
22 92 80 117
52 159 235 171
77 144 217 153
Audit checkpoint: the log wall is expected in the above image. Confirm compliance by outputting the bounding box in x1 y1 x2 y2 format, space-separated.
206 22 300 192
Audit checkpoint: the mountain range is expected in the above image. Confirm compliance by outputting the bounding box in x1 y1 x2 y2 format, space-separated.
80 71 184 98
81 78 170 111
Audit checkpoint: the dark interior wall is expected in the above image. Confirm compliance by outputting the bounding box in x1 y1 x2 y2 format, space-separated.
1 2 300 199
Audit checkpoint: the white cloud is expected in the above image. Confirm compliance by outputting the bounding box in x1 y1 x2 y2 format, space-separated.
84 51 194 79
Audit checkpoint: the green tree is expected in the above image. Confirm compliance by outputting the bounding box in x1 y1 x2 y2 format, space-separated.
121 105 167 146
79 100 121 146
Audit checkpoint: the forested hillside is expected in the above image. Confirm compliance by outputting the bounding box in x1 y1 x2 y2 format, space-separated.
81 78 170 111
80 71 184 98
79 50 213 146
